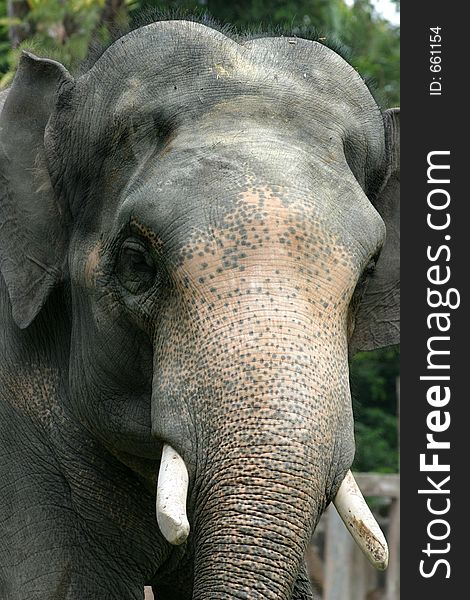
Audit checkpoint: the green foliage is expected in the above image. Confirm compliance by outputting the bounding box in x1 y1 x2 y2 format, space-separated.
0 0 105 87
339 0 400 106
350 347 399 472
0 2 11 79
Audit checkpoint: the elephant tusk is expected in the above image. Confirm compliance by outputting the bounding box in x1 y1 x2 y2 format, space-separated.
156 444 190 545
333 470 389 570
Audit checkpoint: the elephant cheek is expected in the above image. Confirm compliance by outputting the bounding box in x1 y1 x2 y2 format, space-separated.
82 241 103 288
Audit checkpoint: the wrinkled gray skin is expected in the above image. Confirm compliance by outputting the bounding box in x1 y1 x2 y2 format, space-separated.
0 20 399 600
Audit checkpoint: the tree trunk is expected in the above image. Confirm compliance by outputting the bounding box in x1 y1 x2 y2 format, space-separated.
7 0 30 49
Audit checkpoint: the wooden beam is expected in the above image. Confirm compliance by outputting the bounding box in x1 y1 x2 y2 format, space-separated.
354 473 400 498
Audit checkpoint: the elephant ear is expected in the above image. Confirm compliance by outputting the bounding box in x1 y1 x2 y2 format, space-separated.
350 108 400 354
0 52 72 329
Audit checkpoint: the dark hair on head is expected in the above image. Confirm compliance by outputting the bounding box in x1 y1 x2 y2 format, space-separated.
83 7 347 69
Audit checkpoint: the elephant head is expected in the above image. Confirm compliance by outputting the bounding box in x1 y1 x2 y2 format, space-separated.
0 20 399 599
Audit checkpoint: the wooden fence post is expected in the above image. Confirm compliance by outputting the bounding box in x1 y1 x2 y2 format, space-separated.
324 506 354 600
385 497 400 600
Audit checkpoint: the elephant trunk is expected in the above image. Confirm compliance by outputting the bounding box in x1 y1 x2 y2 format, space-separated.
191 435 321 600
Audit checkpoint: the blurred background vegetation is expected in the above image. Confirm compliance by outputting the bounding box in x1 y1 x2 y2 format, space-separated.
0 0 399 473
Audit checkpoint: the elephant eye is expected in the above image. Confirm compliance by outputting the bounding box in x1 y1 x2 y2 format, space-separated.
116 239 157 295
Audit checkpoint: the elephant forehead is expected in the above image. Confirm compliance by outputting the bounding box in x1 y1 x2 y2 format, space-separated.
177 185 357 283
128 181 373 313
122 142 383 274
50 22 385 221
70 21 383 167
85 20 375 112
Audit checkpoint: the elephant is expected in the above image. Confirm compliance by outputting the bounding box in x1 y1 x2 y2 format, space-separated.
0 18 399 600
